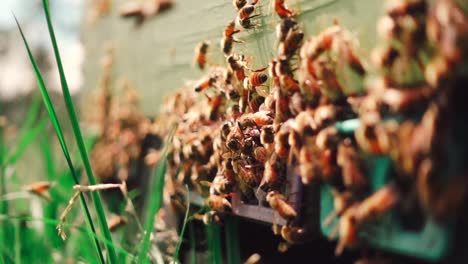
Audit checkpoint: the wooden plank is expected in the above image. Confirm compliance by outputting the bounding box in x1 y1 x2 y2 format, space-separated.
82 0 383 114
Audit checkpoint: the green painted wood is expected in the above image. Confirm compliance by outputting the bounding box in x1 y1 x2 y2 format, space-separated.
82 0 383 114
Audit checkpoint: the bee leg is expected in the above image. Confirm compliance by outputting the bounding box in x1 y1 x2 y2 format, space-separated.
323 210 339 226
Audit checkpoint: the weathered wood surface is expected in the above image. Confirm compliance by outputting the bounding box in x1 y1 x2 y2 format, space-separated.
82 0 383 114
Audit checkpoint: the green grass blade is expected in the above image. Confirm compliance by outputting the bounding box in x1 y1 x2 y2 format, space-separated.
5 117 48 165
138 156 167 263
206 223 222 264
40 1 118 262
188 223 197 264
173 185 191 263
14 15 105 264
225 218 240 264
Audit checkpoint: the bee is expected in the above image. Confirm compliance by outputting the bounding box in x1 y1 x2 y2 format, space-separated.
276 18 298 42
266 191 297 221
209 174 232 195
260 153 285 191
298 142 321 184
207 194 232 212
279 29 304 59
249 93 265 112
274 121 291 158
240 111 273 128
337 139 367 192
260 125 275 145
273 0 295 18
276 59 300 92
108 215 128 232
227 54 247 81
281 225 308 244
335 184 399 255
194 75 216 92
203 210 222 225
227 104 242 121
289 91 304 116
194 40 210 69
221 21 243 56
206 93 224 121
253 145 268 163
237 5 261 29
226 126 244 151
233 0 247 10
238 164 263 190
25 181 56 201
244 72 269 92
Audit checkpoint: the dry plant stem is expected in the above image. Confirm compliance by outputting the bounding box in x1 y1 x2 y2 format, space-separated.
57 191 81 240
73 183 123 192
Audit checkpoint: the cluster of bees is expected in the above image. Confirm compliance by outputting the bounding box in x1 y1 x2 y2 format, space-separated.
151 0 467 256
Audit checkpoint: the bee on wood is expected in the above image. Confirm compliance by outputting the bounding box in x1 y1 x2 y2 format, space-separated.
194 40 210 69
207 194 232 212
221 20 243 56
278 29 304 59
237 5 261 29
244 72 269 92
260 153 285 191
335 184 399 255
266 191 297 221
273 0 295 18
233 0 247 10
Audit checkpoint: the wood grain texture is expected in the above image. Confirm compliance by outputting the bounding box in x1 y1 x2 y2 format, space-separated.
82 0 383 114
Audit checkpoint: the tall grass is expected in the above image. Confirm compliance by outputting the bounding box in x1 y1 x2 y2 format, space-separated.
40 0 118 262
14 15 106 263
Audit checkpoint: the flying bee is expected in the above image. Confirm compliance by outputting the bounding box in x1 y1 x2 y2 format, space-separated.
108 215 128 232
203 210 222 225
281 225 308 244
221 21 243 56
273 0 295 18
237 5 261 29
206 93 224 121
207 194 232 212
194 75 216 92
266 191 297 221
223 20 242 40
25 181 56 201
194 40 210 69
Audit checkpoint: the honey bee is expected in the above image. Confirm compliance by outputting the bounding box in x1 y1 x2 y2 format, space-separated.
239 111 274 128
209 174 233 195
25 181 56 201
261 125 275 145
237 5 261 29
253 145 268 163
194 40 210 69
335 184 399 255
276 58 300 92
281 225 308 244
108 215 128 232
260 153 285 191
249 93 265 112
221 20 243 56
194 75 216 92
207 93 224 121
337 139 367 192
207 194 232 212
273 0 295 18
203 210 222 225
233 0 247 10
278 29 304 59
227 54 247 81
237 164 263 190
274 121 291 158
266 191 297 220
243 72 269 91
